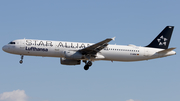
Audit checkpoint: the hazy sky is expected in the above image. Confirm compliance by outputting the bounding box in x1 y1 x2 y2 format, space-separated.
0 0 179 101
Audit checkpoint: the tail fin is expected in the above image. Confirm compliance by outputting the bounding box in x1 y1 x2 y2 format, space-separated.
146 26 174 49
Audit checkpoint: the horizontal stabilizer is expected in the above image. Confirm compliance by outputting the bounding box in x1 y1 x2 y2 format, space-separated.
157 47 176 53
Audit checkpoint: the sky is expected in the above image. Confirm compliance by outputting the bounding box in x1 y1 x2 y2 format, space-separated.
0 0 180 101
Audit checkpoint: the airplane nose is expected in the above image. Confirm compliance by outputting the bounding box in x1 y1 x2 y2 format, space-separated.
2 45 8 52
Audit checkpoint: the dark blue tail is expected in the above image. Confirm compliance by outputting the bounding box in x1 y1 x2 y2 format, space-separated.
146 26 174 49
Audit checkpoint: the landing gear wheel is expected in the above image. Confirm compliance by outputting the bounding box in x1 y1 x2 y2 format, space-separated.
19 60 23 64
83 61 92 70
84 65 89 70
19 55 24 64
87 61 92 66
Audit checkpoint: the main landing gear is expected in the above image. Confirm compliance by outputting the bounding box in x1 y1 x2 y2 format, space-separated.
83 60 92 70
19 55 24 64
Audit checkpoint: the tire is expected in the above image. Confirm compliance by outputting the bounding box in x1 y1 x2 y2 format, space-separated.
87 61 92 66
19 60 23 64
84 65 89 70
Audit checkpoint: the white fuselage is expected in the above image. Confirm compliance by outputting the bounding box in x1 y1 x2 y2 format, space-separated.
2 39 176 62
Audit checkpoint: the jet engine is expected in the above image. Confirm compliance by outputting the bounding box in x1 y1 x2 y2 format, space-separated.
60 58 81 65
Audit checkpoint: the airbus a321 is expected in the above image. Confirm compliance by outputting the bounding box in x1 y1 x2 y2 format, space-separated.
2 26 176 70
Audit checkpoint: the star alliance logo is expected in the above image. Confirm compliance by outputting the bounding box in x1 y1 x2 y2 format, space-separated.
157 36 168 46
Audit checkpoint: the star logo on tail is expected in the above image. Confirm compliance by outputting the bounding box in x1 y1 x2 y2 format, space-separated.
157 36 168 46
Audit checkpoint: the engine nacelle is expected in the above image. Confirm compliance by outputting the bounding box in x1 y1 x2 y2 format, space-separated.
60 58 81 65
64 51 82 59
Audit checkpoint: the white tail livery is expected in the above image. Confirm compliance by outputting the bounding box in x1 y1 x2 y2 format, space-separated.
2 26 176 70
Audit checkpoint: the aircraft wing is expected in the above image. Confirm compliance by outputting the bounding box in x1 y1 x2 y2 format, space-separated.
79 37 115 55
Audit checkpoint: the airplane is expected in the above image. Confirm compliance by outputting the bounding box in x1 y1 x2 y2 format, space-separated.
2 26 176 70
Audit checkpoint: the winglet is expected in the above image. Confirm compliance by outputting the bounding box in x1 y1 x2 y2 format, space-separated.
112 37 116 41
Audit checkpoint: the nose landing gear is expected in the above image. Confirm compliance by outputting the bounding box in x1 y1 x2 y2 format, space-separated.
83 61 92 70
19 55 24 64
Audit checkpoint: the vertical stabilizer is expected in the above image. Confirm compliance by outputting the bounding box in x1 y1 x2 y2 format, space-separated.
146 26 174 49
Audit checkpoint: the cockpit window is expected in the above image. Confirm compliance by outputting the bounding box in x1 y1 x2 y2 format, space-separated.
8 41 16 44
